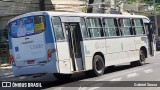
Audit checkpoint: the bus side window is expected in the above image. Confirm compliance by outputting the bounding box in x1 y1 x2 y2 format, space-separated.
132 18 145 35
114 18 121 36
103 18 120 37
86 18 103 38
80 18 90 38
118 18 133 36
52 17 65 41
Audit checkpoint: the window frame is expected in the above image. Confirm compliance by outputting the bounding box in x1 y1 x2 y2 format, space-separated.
80 17 90 39
118 18 134 36
52 16 66 42
132 18 146 36
102 17 121 37
9 15 46 38
86 17 104 39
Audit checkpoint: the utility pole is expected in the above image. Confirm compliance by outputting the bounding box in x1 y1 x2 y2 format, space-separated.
154 0 158 37
39 0 45 11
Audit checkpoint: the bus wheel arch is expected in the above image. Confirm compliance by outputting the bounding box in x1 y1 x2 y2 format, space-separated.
131 46 147 66
93 52 105 65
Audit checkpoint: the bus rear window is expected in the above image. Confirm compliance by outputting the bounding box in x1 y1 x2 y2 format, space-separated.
9 16 45 38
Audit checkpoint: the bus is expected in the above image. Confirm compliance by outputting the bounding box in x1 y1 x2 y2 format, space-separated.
8 11 155 79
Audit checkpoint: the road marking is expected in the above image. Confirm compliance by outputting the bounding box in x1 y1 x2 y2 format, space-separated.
4 73 11 75
79 87 87 90
5 75 14 78
19 76 26 79
127 73 138 78
153 63 159 65
89 87 100 90
110 77 122 81
96 66 149 81
52 87 63 90
144 69 153 73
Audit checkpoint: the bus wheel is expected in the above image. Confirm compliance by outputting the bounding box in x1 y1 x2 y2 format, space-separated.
53 73 72 80
130 50 146 66
85 55 105 77
139 50 146 65
93 55 105 76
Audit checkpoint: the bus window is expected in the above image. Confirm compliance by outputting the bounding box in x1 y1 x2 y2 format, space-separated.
103 18 120 37
9 16 45 38
80 18 89 38
34 16 45 34
52 17 65 41
133 19 145 35
86 18 103 38
119 18 133 36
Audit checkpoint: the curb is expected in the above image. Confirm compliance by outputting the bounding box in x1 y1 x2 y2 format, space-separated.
0 66 12 69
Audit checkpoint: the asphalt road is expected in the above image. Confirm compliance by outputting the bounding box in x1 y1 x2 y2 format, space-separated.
1 52 160 90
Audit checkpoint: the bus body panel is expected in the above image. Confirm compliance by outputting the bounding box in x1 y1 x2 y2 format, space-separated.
11 33 46 67
105 38 124 66
135 36 148 52
105 37 135 66
56 42 72 74
82 39 106 70
122 37 139 62
9 14 60 76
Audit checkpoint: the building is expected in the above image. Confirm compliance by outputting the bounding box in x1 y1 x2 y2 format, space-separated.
0 0 54 65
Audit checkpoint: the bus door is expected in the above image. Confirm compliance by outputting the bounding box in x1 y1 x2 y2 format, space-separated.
145 23 156 56
64 22 84 71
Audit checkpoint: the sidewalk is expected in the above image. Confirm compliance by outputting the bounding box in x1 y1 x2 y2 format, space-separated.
0 64 12 69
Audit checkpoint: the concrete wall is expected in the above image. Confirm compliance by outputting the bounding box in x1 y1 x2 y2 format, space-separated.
0 16 15 30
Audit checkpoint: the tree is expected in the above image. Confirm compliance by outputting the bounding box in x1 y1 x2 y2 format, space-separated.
125 0 152 4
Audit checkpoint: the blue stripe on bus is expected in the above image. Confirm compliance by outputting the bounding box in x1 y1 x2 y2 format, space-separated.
8 33 12 49
44 15 55 43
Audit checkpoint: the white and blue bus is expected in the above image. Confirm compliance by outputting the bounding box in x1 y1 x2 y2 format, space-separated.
8 11 155 79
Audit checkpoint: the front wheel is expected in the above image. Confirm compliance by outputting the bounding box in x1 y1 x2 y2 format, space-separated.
139 50 146 65
130 50 146 66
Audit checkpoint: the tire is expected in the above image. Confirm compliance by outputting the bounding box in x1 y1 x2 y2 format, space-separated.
130 50 146 66
53 73 72 80
85 55 105 77
138 50 146 65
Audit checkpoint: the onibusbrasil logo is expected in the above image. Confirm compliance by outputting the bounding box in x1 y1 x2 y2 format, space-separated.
1 82 42 87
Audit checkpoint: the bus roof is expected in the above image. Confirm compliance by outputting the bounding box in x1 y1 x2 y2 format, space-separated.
8 11 150 24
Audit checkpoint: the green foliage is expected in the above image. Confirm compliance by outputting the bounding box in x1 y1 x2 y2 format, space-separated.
142 0 153 3
156 4 160 12
125 0 153 4
125 0 137 4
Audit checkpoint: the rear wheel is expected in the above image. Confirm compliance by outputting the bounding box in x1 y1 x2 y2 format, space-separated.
85 55 105 77
53 73 72 80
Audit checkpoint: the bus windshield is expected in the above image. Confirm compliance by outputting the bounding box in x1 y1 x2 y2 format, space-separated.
9 15 45 38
